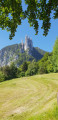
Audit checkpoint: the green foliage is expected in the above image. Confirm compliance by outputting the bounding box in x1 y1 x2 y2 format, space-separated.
47 63 53 73
16 61 29 78
10 62 17 78
16 52 34 66
38 52 49 74
0 0 23 39
0 0 58 39
1 63 17 80
21 61 28 72
52 38 58 72
0 71 5 82
38 65 47 74
38 52 54 74
25 60 38 76
19 72 25 77
2 65 11 80
16 67 21 78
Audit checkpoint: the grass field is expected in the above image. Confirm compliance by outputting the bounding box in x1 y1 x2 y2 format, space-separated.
0 73 58 120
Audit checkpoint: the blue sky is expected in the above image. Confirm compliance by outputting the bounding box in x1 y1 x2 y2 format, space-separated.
0 1 58 52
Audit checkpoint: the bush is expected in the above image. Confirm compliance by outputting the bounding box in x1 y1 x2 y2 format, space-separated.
25 60 38 76
0 71 5 82
19 72 25 77
25 69 31 76
2 66 11 80
10 63 17 78
1 63 18 80
16 68 21 78
53 65 58 73
22 61 28 72
47 64 54 73
38 65 47 74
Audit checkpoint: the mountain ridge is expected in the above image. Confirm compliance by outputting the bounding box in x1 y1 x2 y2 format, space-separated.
0 43 46 67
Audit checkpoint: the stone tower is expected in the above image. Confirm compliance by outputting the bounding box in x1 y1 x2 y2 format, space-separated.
21 40 24 50
20 35 33 55
24 35 33 51
20 40 24 53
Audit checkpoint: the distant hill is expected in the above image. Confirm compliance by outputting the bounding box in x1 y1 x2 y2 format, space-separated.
0 44 46 67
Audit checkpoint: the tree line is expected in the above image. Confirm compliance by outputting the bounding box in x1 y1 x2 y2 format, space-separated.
0 38 58 82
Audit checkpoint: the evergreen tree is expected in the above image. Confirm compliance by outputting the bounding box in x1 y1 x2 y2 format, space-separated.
10 63 17 78
53 38 58 72
2 66 11 79
22 61 28 72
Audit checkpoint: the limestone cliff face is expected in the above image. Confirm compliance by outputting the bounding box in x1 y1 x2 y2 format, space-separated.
0 44 20 67
0 45 46 67
0 41 46 67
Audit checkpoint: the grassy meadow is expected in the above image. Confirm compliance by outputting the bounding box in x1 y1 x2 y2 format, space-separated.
0 73 58 120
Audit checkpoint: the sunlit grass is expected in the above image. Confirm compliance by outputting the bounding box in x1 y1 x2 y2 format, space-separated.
0 73 58 120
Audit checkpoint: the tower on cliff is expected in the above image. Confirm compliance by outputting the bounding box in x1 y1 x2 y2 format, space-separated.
21 40 24 50
20 40 24 53
24 35 33 51
20 35 33 55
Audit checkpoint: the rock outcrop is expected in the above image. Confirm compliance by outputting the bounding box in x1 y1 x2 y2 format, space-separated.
0 36 46 67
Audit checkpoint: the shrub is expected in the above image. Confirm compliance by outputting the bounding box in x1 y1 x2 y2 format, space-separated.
25 60 38 76
47 64 53 73
22 61 28 72
1 63 18 80
19 72 25 77
0 71 5 82
38 65 47 74
10 63 17 78
16 67 22 78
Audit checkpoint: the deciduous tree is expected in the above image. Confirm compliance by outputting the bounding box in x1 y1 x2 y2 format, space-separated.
0 0 58 39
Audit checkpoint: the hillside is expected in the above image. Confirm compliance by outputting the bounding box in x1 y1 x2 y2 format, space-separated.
0 73 58 120
0 44 46 67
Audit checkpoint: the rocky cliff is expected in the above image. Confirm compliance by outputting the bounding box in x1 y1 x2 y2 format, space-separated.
0 44 46 67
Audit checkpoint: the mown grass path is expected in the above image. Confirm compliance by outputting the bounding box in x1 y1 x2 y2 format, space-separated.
0 73 58 120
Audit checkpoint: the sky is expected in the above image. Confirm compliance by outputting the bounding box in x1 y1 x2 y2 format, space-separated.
0 1 58 52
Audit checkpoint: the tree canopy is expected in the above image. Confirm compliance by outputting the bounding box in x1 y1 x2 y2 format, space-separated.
0 0 58 39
